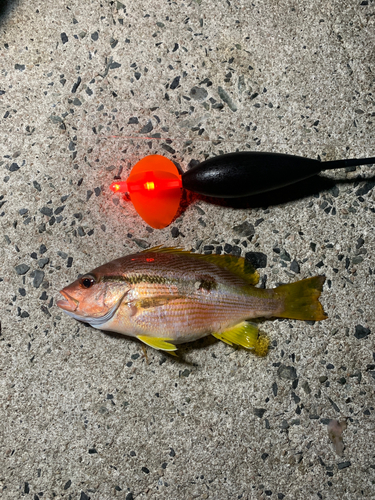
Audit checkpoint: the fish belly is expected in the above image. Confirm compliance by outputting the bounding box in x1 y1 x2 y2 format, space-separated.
99 287 281 344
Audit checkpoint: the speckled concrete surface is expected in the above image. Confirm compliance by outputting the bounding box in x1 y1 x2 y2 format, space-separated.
1 1 375 499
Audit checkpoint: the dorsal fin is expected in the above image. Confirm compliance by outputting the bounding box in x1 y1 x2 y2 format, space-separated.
199 253 259 285
144 246 259 286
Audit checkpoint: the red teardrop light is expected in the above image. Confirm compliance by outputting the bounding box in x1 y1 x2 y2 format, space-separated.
110 155 182 229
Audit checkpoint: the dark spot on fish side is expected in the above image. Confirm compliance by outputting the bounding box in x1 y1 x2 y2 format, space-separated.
196 276 217 292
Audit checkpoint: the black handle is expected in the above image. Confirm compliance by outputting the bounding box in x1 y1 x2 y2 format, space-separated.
182 152 375 198
182 152 323 198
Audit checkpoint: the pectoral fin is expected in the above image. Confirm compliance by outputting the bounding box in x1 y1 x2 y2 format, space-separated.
137 335 178 353
212 321 269 357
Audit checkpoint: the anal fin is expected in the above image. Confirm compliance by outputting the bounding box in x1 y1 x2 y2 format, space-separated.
213 322 269 357
212 321 259 349
137 335 178 353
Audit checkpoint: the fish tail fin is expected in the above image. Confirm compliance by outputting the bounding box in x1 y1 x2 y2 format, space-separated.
274 276 327 321
212 321 269 357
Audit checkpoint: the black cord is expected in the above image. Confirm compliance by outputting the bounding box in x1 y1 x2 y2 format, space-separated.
321 157 375 170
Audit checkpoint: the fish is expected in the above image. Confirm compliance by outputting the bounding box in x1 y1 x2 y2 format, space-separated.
57 247 327 354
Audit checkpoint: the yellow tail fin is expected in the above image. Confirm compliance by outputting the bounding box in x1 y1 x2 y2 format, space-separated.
274 276 327 321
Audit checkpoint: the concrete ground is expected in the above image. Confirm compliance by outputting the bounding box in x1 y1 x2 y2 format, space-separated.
1 0 374 499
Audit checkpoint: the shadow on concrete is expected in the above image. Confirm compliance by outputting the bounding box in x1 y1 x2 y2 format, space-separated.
101 329 218 366
187 174 375 211
0 0 19 27
102 327 277 365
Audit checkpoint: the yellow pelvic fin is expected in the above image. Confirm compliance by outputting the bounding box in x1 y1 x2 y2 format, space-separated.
212 321 259 349
137 335 178 352
145 246 259 286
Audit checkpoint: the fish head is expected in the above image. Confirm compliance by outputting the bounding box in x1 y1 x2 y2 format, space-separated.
57 271 129 327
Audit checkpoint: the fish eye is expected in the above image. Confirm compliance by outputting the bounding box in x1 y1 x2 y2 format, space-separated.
80 275 96 289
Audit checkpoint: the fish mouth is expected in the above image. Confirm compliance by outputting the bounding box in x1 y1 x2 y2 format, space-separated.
56 291 79 313
56 290 127 328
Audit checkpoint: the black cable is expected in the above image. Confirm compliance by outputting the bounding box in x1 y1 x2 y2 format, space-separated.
322 157 375 170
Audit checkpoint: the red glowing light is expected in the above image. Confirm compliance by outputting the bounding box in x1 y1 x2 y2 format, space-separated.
110 181 128 193
126 171 182 195
109 155 182 229
146 258 155 262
